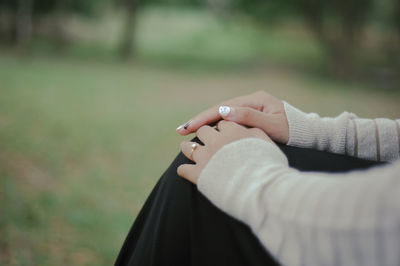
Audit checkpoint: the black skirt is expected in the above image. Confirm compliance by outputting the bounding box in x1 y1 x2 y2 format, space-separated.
115 140 382 266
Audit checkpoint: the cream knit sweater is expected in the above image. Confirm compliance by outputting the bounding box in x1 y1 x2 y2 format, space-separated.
197 102 400 266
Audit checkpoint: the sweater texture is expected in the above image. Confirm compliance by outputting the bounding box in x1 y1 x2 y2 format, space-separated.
197 102 400 266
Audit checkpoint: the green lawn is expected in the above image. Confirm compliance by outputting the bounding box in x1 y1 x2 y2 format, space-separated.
1 8 400 265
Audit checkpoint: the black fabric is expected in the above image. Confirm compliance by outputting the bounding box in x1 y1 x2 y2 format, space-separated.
115 141 383 266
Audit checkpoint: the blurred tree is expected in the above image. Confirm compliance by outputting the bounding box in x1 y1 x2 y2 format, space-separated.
115 0 139 59
53 0 70 50
296 0 373 76
230 0 295 23
0 0 16 43
397 0 400 33
16 0 33 48
395 0 400 64
0 0 107 48
230 0 374 76
114 0 202 60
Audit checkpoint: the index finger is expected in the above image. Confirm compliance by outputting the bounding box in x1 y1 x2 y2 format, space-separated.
176 98 240 135
177 105 221 135
176 93 266 135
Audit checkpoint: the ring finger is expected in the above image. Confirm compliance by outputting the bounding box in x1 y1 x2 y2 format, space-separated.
180 141 203 162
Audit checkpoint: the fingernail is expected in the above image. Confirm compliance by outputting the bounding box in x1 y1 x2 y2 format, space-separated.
176 125 184 131
183 121 191 130
219 106 231 117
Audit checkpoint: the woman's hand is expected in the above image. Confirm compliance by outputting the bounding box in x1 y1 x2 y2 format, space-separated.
176 91 289 144
177 120 273 184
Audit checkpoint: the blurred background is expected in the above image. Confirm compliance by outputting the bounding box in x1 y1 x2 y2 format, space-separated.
0 0 399 265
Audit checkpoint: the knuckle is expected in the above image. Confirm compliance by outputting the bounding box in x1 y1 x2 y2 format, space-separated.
198 125 206 132
177 165 184 176
180 140 188 149
255 128 264 134
218 120 233 128
224 121 238 131
240 108 252 120
225 120 235 126
254 90 270 101
250 127 263 134
217 120 226 127
254 90 265 97
198 125 210 134
196 126 204 136
177 165 189 177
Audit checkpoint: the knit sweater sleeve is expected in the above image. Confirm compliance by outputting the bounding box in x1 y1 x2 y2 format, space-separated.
284 102 400 162
197 138 400 266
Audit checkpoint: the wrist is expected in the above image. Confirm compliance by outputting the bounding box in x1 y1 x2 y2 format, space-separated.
283 101 313 147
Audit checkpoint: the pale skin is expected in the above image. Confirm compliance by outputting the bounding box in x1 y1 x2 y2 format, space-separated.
176 91 290 184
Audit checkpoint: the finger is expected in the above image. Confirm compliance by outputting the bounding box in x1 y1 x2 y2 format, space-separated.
248 127 264 136
222 106 287 142
218 106 271 130
196 125 218 144
176 94 259 135
248 127 273 142
177 164 199 184
216 120 241 132
180 141 202 162
176 106 220 135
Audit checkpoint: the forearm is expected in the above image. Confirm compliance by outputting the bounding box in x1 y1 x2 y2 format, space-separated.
284 102 400 162
198 138 400 266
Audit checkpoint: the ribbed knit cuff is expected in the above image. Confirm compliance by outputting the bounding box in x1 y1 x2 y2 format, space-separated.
283 101 317 147
283 101 352 153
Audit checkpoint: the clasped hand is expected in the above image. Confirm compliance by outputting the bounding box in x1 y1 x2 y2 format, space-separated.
176 91 289 184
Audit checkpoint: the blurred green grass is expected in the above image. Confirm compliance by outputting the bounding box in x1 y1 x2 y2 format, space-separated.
1 8 400 266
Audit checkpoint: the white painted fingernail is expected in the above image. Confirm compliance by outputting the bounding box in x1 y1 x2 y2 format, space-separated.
219 106 231 117
176 125 184 131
